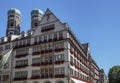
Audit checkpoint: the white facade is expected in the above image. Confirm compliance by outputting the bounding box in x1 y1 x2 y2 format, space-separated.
0 8 100 83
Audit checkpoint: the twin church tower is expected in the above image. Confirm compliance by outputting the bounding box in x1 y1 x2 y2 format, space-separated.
6 8 43 36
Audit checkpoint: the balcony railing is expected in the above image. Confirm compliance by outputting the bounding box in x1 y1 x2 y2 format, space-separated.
55 60 64 64
55 74 64 78
15 53 28 58
14 77 27 81
15 64 28 69
32 63 40 66
54 48 64 52
30 76 40 79
14 44 30 49
32 51 40 56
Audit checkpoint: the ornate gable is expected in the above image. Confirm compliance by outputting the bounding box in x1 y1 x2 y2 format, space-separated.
32 8 66 36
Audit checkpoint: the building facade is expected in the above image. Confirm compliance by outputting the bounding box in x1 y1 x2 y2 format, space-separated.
0 8 100 83
99 69 108 83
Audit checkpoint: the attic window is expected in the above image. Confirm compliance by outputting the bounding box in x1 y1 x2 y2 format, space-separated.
41 24 55 32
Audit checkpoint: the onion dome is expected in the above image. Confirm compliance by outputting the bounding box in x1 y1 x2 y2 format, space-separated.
31 8 43 15
8 8 21 16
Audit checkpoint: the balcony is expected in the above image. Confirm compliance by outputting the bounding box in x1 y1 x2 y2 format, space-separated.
15 53 28 58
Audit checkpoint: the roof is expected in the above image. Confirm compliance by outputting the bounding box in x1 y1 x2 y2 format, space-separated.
31 8 43 15
8 8 21 16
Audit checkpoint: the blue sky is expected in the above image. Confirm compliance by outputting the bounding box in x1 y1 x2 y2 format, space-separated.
0 0 120 75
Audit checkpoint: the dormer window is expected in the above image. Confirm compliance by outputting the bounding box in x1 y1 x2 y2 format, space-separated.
41 24 55 32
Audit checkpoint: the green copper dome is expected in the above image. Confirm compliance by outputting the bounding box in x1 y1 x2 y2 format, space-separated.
31 8 43 15
8 8 21 16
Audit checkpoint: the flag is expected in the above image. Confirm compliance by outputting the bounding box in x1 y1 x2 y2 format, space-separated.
0 48 13 69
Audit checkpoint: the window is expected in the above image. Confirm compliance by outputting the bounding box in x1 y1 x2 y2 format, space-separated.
49 68 54 75
16 59 28 67
34 23 38 26
32 58 41 64
32 70 40 77
27 39 30 45
70 68 73 75
54 33 57 39
23 40 26 45
54 42 64 49
33 46 41 53
34 37 38 43
9 31 14 35
59 32 63 39
43 35 47 42
5 44 10 50
0 76 1 81
55 54 64 61
15 71 28 78
48 34 52 40
0 47 3 52
3 75 9 81
16 48 28 56
41 24 55 32
70 55 73 62
4 63 9 69
55 67 64 75
9 22 14 26
39 36 42 42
